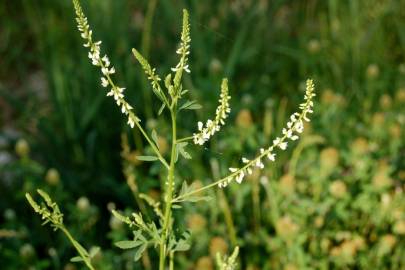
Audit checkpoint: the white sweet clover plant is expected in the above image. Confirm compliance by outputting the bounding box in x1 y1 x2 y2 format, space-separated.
25 1 316 269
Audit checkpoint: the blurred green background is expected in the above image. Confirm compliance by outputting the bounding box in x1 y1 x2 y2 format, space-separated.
1 0 404 269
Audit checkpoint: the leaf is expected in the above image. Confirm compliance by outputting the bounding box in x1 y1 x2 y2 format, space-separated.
164 74 172 89
70 256 84 262
134 243 147 261
151 130 159 148
158 103 165 115
136 155 159 162
179 100 202 111
173 231 191 252
115 240 142 249
174 240 190 252
172 204 182 209
89 247 100 258
176 142 192 161
186 103 202 110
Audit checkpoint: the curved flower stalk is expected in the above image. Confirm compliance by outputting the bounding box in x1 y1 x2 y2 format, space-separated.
174 79 315 201
73 0 139 128
193 79 231 145
216 79 314 188
73 0 168 169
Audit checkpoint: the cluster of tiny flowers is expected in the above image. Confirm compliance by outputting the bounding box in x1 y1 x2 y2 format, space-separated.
73 0 139 128
193 79 231 145
218 79 315 188
171 10 191 74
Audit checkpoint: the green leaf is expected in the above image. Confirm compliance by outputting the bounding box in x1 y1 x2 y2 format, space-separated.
164 74 172 89
70 256 84 262
179 100 202 111
89 247 100 258
174 240 190 252
158 103 165 115
115 240 142 249
151 130 159 148
134 243 147 261
176 142 192 161
136 155 159 162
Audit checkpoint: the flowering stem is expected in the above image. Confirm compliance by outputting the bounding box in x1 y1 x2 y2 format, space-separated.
97 58 169 170
59 226 95 270
159 108 177 270
173 96 312 203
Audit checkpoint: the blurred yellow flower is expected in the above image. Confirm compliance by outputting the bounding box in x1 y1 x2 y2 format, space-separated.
366 64 379 79
45 168 60 186
209 237 228 257
187 214 207 233
195 256 213 270
276 216 299 238
329 180 347 198
15 139 30 158
236 109 253 128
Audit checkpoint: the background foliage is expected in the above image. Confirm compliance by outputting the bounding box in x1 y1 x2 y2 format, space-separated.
1 0 404 269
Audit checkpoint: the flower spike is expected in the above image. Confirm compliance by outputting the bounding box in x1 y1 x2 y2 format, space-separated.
218 79 315 188
73 0 140 127
193 78 231 145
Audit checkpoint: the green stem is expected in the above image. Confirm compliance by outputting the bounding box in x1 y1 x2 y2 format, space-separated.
176 136 193 143
169 251 174 270
98 58 169 170
159 108 177 270
135 121 169 169
60 226 95 270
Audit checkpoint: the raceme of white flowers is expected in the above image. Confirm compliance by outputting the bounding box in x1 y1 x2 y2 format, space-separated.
218 79 315 188
193 79 231 145
73 0 139 128
171 10 191 74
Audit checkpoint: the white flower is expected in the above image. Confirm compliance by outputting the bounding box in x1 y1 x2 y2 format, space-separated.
267 152 276 161
279 142 288 150
127 117 135 128
102 55 110 67
235 172 245 183
229 168 238 173
101 77 109 87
